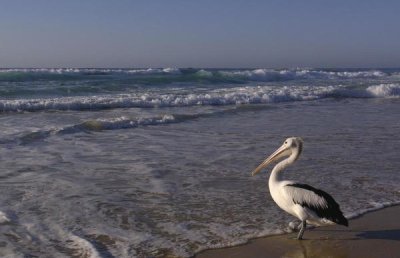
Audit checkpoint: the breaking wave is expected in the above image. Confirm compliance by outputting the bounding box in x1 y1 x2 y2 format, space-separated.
9 108 259 144
0 84 399 113
12 115 178 144
0 67 181 75
218 69 388 81
67 234 102 258
0 68 392 83
58 115 177 133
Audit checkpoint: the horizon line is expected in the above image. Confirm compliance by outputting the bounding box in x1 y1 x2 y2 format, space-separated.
1 66 400 70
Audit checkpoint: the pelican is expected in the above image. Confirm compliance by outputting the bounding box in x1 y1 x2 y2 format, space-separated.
252 137 348 240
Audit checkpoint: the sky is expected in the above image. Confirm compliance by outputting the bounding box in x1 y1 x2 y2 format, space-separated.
0 0 399 68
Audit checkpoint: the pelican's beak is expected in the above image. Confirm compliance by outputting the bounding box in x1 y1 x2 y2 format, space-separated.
251 143 290 176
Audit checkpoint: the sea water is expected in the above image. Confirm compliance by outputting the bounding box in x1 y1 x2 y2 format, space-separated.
0 68 399 257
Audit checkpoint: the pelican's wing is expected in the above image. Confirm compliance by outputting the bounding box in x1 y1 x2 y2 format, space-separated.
285 183 348 226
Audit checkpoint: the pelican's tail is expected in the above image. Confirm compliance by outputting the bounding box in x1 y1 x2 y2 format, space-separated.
334 212 348 227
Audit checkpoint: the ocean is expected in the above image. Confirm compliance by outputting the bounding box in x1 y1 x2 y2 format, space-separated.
0 68 399 257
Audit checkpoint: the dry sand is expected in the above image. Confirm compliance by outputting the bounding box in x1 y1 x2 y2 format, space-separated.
196 205 400 258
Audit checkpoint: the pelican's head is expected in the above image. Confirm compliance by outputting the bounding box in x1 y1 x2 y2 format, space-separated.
251 137 303 176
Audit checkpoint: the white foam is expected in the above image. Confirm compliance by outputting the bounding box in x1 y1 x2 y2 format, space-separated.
191 201 400 256
0 211 10 223
1 84 398 112
162 67 181 74
366 84 400 97
86 114 176 130
0 68 390 81
219 69 387 81
195 69 214 77
346 201 400 219
0 67 181 75
0 68 81 74
68 234 102 258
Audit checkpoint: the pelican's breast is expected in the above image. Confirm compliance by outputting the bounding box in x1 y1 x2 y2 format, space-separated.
269 180 298 217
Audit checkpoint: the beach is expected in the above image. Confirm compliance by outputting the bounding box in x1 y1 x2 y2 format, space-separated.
2 1 400 257
197 205 400 258
0 68 399 257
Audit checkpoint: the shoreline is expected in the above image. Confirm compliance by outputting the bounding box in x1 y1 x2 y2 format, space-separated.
195 204 400 258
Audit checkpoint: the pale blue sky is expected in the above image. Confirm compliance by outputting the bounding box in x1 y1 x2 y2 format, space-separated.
1 0 399 68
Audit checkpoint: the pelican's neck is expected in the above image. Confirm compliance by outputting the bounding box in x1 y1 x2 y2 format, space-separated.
269 148 300 185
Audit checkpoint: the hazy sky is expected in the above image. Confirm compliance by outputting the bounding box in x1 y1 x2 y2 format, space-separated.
1 0 399 68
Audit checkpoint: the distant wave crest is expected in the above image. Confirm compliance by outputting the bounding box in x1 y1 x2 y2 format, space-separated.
0 68 391 83
0 67 181 75
219 69 387 81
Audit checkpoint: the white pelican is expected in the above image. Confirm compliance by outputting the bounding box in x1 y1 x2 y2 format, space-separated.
252 137 348 240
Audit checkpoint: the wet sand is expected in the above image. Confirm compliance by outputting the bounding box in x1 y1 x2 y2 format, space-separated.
196 205 400 258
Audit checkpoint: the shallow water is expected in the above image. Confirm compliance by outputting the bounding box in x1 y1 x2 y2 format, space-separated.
0 68 399 257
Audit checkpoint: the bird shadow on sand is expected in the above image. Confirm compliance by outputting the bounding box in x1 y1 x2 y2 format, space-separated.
355 229 400 241
305 228 400 241
283 230 400 258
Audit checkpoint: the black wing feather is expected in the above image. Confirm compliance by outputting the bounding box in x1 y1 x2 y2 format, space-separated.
286 183 348 226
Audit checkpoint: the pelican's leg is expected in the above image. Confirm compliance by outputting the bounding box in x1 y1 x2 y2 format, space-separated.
297 220 306 240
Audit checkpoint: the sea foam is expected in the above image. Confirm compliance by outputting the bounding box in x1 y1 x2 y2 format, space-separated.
0 211 10 223
219 69 387 81
11 115 177 144
67 234 102 258
0 84 398 112
0 68 391 83
366 84 400 97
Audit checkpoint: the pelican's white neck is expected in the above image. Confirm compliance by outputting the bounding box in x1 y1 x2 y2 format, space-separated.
269 148 301 184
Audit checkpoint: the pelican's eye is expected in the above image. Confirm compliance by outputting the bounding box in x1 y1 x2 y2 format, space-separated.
285 141 287 144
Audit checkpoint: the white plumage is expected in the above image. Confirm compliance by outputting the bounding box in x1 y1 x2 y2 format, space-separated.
252 137 348 239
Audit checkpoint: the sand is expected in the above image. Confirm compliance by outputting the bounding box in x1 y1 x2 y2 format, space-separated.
195 205 400 258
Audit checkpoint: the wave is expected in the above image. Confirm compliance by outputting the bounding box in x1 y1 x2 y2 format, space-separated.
11 108 260 144
326 84 400 98
67 234 102 258
0 68 182 83
366 84 400 97
0 84 399 113
0 68 394 83
0 211 10 223
0 67 180 75
13 115 177 144
218 69 388 81
60 115 177 132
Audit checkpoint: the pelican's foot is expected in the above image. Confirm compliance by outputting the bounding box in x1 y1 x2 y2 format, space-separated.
288 221 302 232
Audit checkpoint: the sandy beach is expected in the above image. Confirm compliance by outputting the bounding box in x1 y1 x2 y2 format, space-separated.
196 205 400 258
